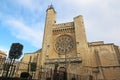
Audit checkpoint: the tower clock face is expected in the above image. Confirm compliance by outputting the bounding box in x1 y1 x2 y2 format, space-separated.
55 35 74 54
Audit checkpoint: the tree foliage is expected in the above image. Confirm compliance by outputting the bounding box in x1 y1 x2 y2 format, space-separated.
9 43 23 59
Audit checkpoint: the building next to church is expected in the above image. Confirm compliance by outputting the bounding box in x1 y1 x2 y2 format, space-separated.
16 49 41 79
19 5 120 80
0 50 7 76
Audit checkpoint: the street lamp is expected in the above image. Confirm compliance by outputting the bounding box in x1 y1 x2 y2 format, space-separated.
64 49 67 68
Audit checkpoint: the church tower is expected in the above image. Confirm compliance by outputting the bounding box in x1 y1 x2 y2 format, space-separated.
40 4 91 74
74 16 90 68
40 5 56 66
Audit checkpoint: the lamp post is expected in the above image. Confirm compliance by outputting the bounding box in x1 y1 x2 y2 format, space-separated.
63 44 68 80
62 41 67 69
64 49 67 68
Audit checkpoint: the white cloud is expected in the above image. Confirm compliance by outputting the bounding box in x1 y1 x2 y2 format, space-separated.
4 18 43 48
0 46 8 55
12 0 43 13
63 0 97 6
53 0 120 46
1 0 120 49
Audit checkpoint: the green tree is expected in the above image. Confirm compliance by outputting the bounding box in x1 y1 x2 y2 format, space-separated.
9 43 23 59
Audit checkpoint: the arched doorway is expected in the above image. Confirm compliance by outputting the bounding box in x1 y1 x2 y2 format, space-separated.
59 67 67 80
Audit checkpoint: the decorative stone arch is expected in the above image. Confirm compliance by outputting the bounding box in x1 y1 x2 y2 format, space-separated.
58 66 67 80
58 66 66 72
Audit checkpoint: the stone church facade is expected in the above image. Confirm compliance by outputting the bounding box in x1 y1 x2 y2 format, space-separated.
19 5 120 80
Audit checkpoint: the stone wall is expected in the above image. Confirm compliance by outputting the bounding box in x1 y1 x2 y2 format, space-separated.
89 43 120 80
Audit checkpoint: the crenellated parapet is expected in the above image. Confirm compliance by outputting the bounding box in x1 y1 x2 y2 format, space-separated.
52 22 75 35
57 22 74 27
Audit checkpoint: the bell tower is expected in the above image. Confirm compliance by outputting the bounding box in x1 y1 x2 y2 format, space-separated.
40 5 56 66
74 15 90 71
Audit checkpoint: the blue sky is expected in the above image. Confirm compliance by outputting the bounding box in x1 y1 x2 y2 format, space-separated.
0 0 120 56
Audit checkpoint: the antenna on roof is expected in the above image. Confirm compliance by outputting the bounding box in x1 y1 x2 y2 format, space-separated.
48 0 54 9
51 0 53 5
